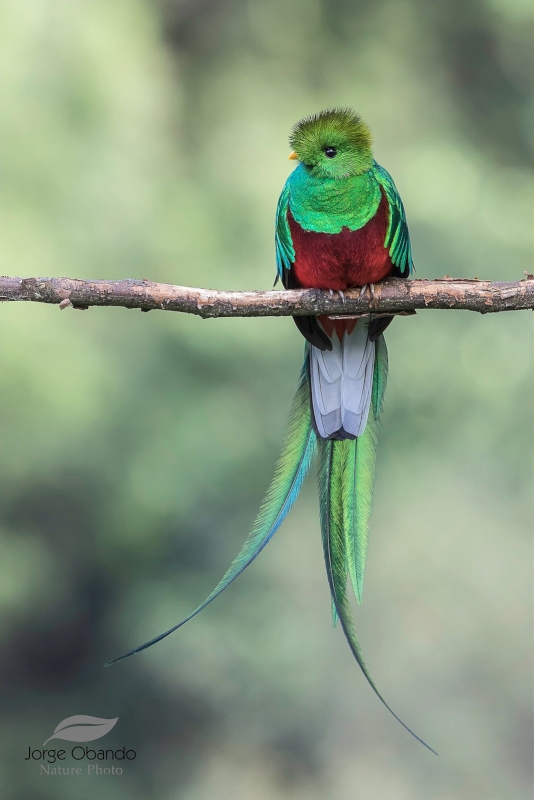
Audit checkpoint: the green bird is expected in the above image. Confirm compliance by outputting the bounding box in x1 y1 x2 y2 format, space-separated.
108 109 434 754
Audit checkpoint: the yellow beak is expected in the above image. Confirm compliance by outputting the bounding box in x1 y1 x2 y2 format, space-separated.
288 151 298 160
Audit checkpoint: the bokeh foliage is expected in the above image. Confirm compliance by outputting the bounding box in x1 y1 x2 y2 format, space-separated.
0 1 532 798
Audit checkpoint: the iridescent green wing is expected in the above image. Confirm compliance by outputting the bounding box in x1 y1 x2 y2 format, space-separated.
275 177 295 283
274 179 332 351
371 161 413 277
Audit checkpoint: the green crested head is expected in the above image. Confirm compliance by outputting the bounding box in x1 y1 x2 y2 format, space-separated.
289 108 373 179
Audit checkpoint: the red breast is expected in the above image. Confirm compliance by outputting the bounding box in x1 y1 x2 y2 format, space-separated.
288 190 393 340
288 190 393 291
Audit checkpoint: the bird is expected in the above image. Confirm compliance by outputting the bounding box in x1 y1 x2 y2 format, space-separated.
106 108 434 753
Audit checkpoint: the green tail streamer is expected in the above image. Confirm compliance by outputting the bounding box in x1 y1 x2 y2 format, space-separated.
107 333 436 753
106 362 317 666
318 336 436 754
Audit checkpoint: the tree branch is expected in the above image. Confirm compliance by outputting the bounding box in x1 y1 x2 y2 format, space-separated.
1 275 533 318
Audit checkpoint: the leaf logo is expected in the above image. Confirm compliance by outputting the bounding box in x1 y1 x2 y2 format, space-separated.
43 716 119 745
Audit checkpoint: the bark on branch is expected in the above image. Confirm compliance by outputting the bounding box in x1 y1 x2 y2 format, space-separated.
1 275 533 318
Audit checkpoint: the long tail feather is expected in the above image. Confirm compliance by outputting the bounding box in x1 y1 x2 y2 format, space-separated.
345 334 388 604
319 333 388 620
318 437 436 755
106 362 317 666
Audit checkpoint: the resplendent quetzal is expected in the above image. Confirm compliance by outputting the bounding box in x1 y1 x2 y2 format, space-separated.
108 109 434 753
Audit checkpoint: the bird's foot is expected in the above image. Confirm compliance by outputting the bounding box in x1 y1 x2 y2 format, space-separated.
327 289 345 304
358 283 376 306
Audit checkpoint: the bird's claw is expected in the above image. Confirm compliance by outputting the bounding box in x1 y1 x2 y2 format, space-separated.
358 283 376 306
327 289 345 304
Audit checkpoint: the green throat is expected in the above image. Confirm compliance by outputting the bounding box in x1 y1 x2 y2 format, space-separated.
288 163 382 234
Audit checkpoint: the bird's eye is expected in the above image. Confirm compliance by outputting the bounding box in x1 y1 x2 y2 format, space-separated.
324 146 337 158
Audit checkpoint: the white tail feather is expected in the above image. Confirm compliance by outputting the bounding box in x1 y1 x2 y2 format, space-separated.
310 319 375 439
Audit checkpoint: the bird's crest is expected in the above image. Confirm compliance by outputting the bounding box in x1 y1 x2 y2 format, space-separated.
289 108 373 178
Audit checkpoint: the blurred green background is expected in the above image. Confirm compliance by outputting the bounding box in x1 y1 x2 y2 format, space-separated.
1 1 532 798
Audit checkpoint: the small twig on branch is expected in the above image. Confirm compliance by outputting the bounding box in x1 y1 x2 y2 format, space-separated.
1 275 533 318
